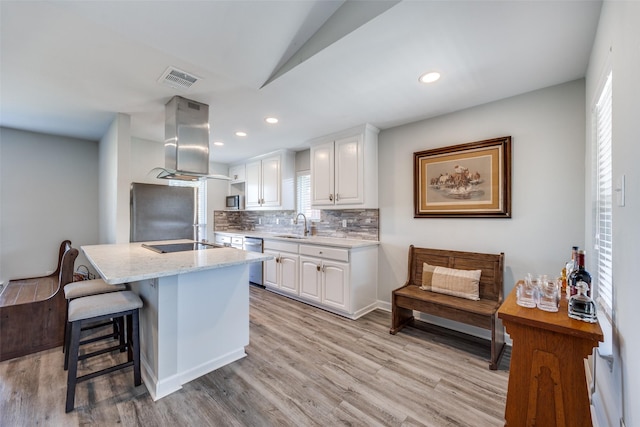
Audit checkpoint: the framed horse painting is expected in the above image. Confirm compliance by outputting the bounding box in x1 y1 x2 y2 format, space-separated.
414 136 512 218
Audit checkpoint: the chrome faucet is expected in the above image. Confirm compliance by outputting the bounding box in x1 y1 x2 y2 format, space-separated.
294 212 308 236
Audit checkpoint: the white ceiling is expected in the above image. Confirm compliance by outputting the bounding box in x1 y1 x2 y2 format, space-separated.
0 0 602 164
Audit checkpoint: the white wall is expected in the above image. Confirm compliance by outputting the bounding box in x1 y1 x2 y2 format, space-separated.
586 2 640 427
295 149 310 172
377 80 586 336
0 127 99 282
130 136 165 184
98 113 130 244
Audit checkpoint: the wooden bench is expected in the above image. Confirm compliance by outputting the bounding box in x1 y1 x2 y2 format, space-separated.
390 245 506 370
0 240 75 361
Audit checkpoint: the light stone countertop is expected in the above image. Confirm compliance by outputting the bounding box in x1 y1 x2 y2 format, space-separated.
215 231 380 248
82 240 272 285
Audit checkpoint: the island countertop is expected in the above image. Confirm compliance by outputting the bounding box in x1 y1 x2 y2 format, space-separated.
82 240 272 285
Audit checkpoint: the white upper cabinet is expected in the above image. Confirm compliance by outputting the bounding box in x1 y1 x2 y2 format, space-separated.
228 164 245 183
245 150 294 210
310 140 334 206
310 124 378 209
334 135 363 205
245 160 262 207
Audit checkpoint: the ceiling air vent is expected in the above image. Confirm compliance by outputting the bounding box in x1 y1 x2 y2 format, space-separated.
158 67 199 90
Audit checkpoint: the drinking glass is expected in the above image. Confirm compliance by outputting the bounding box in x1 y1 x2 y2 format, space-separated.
537 277 560 312
517 273 538 308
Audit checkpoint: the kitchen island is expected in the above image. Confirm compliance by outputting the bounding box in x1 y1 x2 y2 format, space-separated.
81 240 272 401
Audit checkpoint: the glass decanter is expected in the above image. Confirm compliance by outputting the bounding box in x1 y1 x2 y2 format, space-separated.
568 281 598 323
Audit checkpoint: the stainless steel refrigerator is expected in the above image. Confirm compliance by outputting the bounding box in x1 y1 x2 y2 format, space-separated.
130 183 197 242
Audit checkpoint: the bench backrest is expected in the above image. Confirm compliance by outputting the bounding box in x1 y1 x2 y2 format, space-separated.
58 244 78 290
406 246 504 303
53 240 73 277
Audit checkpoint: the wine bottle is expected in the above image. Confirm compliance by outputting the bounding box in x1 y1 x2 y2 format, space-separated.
568 249 592 297
564 246 578 299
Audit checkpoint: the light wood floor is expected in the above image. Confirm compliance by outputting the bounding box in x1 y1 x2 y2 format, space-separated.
0 286 510 426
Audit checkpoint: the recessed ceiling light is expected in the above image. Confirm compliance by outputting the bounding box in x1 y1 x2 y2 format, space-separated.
265 117 279 124
235 131 247 137
213 141 224 146
419 71 441 84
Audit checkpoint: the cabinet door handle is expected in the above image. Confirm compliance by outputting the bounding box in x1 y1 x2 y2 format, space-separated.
335 193 339 201
316 264 321 272
329 194 333 202
321 264 326 273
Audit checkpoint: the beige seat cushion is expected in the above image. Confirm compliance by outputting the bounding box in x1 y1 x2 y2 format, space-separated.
64 279 126 300
68 290 142 322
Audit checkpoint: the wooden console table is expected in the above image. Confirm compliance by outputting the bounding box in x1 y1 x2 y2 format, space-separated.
498 283 603 427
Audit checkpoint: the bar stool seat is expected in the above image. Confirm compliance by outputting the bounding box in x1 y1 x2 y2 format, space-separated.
63 279 127 356
65 290 143 413
64 279 126 300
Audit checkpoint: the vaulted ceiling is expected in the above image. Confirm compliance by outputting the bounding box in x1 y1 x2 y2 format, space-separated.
0 1 602 164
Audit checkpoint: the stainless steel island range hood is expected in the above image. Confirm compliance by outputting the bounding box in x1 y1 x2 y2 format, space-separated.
154 95 229 181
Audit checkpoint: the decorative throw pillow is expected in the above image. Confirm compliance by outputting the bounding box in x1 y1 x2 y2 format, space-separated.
420 263 436 290
430 266 482 300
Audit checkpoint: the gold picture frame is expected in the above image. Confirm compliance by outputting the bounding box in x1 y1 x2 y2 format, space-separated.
414 136 512 218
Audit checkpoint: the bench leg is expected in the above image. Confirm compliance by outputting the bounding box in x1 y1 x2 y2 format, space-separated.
489 314 506 370
390 300 414 335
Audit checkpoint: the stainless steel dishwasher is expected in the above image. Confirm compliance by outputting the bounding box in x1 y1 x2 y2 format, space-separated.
243 237 264 287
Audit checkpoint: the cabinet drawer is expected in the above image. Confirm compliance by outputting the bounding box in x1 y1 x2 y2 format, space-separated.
299 245 349 262
264 240 299 253
215 235 232 245
231 236 244 245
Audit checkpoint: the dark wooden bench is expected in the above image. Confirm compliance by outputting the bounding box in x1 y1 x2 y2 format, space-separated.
0 240 76 361
390 245 506 370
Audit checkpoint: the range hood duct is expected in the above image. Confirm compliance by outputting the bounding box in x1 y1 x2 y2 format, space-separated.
154 95 229 181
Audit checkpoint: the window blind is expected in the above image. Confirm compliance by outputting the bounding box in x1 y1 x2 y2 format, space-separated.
296 172 320 221
594 72 613 319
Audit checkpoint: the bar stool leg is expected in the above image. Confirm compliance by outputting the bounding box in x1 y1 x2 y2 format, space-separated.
131 311 141 386
65 320 81 413
118 317 126 352
63 301 69 354
64 318 71 369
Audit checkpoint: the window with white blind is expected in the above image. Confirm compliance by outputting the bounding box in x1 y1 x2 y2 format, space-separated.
296 171 320 221
594 71 613 320
169 179 207 241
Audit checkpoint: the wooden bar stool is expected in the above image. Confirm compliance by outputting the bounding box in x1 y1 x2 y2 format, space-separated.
63 278 127 359
65 290 143 413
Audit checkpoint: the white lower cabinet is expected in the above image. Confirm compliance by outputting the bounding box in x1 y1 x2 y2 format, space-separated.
264 239 378 319
300 255 349 312
264 241 298 296
299 256 322 302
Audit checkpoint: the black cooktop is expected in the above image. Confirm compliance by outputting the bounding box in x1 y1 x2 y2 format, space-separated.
142 242 224 254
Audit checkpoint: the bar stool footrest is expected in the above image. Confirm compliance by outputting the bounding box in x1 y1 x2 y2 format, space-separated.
78 343 128 362
76 361 135 383
79 332 119 347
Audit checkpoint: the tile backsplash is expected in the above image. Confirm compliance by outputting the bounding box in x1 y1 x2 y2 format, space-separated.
214 209 379 241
